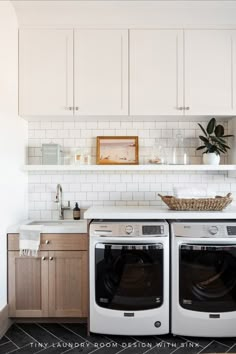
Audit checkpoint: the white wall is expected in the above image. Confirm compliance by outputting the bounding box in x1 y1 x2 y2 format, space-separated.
0 1 28 310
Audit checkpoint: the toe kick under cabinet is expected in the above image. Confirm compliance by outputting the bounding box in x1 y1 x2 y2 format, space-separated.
7 233 88 318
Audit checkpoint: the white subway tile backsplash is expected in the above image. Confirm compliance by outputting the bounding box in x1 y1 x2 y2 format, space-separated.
51 122 64 130
121 192 133 201
121 122 133 129
87 121 97 129
41 122 52 129
98 121 109 129
27 119 233 219
110 122 121 129
110 192 121 200
63 122 75 129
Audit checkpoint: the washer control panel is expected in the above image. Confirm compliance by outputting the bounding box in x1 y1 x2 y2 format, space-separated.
90 220 168 237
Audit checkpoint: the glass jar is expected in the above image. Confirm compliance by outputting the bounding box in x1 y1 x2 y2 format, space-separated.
74 149 84 165
171 131 189 165
149 141 167 164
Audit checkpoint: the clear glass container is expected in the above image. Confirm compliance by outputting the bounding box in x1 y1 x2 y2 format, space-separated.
149 140 167 164
171 131 189 165
74 149 84 165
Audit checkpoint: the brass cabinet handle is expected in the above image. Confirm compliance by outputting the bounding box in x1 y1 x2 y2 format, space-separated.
49 257 54 261
45 240 50 245
42 256 46 261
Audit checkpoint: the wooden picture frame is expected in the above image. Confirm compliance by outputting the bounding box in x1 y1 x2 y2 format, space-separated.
96 136 139 165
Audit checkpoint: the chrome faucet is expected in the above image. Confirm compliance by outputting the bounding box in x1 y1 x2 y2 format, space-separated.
55 184 70 220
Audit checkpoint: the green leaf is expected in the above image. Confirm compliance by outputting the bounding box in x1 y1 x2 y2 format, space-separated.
196 146 206 150
199 135 209 144
207 118 216 134
221 144 230 149
215 124 224 137
217 147 226 154
198 123 207 137
211 136 226 145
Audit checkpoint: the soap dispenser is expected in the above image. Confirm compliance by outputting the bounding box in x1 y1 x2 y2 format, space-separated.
73 202 80 220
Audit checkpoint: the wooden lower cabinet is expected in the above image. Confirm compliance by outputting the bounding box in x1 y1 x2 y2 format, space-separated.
8 234 88 318
8 251 49 317
48 251 88 317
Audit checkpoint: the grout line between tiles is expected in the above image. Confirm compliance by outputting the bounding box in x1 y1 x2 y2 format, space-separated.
36 323 63 342
4 334 20 349
60 323 94 346
15 324 46 349
196 340 214 354
0 340 11 347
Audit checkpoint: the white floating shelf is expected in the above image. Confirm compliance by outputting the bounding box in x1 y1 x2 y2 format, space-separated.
23 164 236 172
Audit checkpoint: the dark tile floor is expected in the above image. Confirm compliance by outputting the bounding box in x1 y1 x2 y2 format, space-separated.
0 323 236 354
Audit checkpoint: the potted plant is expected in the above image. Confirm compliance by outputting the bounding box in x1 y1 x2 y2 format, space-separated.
196 118 234 165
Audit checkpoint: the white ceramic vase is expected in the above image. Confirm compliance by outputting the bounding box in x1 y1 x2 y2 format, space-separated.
203 153 220 165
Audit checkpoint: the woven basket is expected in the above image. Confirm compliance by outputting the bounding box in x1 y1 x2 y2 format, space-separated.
158 193 233 211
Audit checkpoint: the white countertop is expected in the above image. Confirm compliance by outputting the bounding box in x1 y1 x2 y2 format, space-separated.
84 206 236 220
7 219 88 234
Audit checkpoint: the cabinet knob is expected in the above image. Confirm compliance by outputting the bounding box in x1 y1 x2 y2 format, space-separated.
45 240 50 245
177 107 184 110
68 107 73 111
49 257 54 261
184 106 190 110
42 256 46 261
75 107 79 111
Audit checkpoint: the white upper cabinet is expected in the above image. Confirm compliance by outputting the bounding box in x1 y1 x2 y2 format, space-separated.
19 28 235 118
130 30 184 116
184 30 233 115
19 29 73 116
74 29 128 116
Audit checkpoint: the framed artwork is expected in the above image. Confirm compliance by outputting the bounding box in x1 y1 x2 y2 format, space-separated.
96 136 139 165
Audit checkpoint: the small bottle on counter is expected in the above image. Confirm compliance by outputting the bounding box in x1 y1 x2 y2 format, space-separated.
73 202 80 220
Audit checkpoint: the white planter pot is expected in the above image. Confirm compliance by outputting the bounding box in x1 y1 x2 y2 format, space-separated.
203 153 220 165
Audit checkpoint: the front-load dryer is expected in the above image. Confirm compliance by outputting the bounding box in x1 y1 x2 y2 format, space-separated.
171 220 236 337
89 220 169 335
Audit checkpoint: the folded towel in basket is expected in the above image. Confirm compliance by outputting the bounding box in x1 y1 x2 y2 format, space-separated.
173 186 216 198
19 225 42 257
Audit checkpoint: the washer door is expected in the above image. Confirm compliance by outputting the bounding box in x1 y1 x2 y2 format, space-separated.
179 244 236 312
95 243 163 311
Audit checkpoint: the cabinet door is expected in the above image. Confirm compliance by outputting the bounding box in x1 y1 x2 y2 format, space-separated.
48 251 88 317
74 29 128 115
184 30 233 115
130 30 184 115
19 29 73 116
8 251 48 317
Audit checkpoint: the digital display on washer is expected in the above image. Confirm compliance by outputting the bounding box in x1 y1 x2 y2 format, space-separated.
227 226 236 235
142 225 162 235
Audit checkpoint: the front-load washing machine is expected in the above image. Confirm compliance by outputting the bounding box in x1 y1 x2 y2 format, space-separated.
89 219 169 335
171 220 236 337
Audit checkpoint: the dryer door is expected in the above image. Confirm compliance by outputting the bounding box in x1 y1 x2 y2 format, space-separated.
179 244 236 312
95 243 163 311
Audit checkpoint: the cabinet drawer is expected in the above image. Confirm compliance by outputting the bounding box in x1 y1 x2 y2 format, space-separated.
8 233 88 251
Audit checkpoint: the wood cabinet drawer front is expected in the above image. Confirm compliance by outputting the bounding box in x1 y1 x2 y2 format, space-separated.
8 234 88 251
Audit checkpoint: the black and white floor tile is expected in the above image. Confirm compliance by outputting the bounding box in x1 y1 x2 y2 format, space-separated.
0 323 236 354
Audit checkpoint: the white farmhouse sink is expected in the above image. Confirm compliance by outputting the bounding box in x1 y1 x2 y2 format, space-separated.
28 220 88 233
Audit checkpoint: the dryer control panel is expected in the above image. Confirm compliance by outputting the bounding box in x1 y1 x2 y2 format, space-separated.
172 222 236 238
